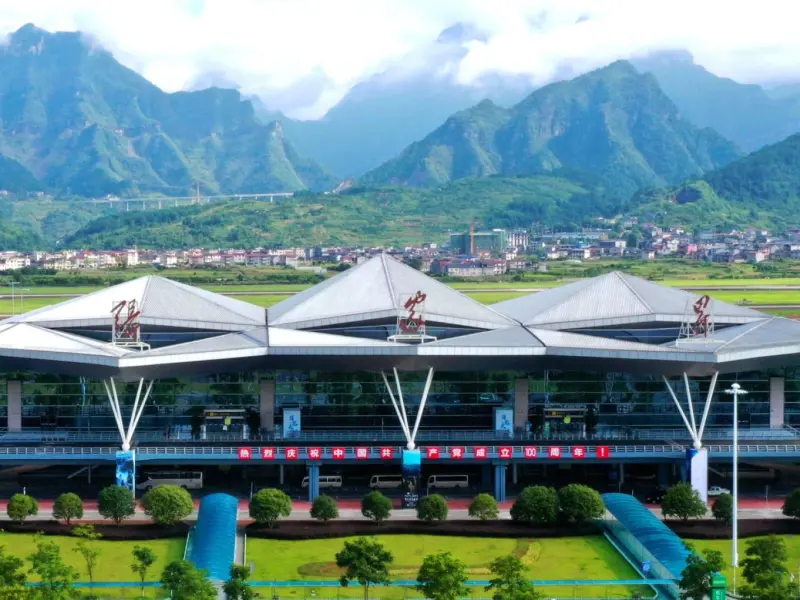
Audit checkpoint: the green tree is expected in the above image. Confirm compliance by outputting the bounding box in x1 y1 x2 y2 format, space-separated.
160 560 217 600
711 493 733 526
73 525 101 598
485 555 542 600
678 546 725 600
27 535 79 600
782 488 800 519
249 488 292 528
361 491 392 525
416 494 449 523
7 494 38 525
98 485 136 526
739 536 797 600
741 535 789 584
335 537 393 600
310 494 339 523
0 545 26 587
141 485 194 526
53 493 84 526
510 486 558 526
557 484 604 524
415 552 468 600
223 564 256 600
468 493 499 521
131 545 157 599
661 483 707 522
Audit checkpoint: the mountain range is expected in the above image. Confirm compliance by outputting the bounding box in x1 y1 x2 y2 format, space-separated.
361 61 742 198
0 24 336 197
2 23 800 249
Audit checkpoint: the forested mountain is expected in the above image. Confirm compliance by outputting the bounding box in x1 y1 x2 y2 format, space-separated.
254 23 532 178
633 132 800 228
631 51 800 152
0 24 337 197
362 61 741 198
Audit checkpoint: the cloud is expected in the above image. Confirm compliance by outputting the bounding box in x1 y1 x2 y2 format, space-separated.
0 0 799 118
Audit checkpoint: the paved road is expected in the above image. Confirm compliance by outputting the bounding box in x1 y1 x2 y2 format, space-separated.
0 497 787 523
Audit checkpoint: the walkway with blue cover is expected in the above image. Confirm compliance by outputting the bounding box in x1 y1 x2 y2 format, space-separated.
188 493 239 581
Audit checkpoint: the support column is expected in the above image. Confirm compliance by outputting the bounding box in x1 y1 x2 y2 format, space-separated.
7 380 21 433
770 377 785 429
260 380 275 433
512 463 518 486
493 464 507 502
618 463 625 486
658 463 669 488
514 378 529 433
279 464 284 486
481 464 492 490
307 463 320 502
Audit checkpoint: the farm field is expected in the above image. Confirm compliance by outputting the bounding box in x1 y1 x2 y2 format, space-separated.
0 286 798 315
246 535 651 599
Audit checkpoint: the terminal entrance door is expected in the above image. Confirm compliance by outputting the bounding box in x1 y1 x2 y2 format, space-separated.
542 406 586 437
203 408 247 438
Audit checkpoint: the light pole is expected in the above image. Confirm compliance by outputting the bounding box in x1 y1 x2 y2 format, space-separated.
725 382 747 594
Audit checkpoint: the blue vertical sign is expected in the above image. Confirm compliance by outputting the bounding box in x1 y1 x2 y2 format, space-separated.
115 450 136 493
401 449 421 508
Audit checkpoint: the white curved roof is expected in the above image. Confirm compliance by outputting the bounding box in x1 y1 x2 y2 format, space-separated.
268 254 515 330
493 271 766 329
4 275 266 332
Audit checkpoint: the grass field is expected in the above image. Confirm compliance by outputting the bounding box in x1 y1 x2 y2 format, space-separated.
691 289 800 305
246 535 650 599
687 536 800 585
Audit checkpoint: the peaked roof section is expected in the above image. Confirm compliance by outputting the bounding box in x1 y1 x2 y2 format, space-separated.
5 276 266 332
667 317 800 356
268 254 515 330
0 323 130 362
493 271 766 329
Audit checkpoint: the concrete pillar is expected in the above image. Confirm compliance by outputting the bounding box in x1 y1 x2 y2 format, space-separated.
658 463 669 488
7 380 21 433
514 379 529 432
279 464 284 486
679 462 688 483
481 464 492 490
260 380 275 433
618 463 625 486
770 377 785 429
493 464 507 502
512 463 518 486
307 464 320 502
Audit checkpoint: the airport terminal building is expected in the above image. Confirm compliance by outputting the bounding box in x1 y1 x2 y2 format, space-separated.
0 255 798 501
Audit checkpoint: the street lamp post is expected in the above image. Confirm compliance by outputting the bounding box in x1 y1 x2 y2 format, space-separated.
725 382 747 594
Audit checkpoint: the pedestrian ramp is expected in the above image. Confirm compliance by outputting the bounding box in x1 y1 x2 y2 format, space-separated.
601 493 690 599
188 493 238 581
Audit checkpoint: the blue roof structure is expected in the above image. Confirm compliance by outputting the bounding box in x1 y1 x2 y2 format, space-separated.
602 493 691 579
189 493 238 580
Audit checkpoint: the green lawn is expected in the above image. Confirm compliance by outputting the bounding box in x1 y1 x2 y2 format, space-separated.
693 289 800 305
246 535 650 599
0 532 184 582
687 536 800 585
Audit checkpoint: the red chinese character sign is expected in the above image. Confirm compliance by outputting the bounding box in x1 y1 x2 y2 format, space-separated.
111 300 142 346
498 446 513 459
355 447 370 460
693 295 712 336
523 446 538 459
332 447 346 460
261 448 275 460
307 447 322 460
426 447 440 459
571 446 586 459
238 447 252 460
449 447 464 459
548 447 562 459
595 446 611 459
399 291 427 334
474 447 488 459
380 447 394 459
285 447 299 460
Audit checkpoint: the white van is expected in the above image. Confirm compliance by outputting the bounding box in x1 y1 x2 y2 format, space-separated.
427 474 468 489
369 475 403 489
301 475 343 489
136 471 203 491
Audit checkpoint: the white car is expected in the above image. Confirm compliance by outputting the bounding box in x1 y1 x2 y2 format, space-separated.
708 486 730 497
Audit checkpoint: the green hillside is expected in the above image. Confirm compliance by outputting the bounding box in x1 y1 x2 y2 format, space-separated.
362 61 741 198
63 176 600 249
0 24 337 197
633 133 800 228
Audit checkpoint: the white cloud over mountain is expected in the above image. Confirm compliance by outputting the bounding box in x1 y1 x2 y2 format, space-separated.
0 0 798 119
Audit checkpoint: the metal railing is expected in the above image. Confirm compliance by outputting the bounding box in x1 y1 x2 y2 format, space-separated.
635 426 800 441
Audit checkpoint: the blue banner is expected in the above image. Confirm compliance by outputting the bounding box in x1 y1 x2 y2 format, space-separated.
115 450 136 492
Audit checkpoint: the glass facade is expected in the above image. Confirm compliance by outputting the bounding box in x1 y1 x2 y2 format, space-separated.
0 369 798 433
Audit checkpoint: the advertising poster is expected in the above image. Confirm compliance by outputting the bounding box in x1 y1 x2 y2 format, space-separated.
494 407 514 436
401 449 421 508
115 450 136 493
283 408 301 438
